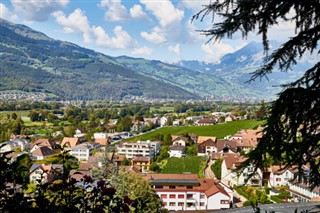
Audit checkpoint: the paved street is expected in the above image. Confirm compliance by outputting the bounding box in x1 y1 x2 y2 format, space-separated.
215 202 320 213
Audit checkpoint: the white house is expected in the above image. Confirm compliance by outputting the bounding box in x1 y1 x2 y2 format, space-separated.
160 116 171 127
197 139 217 156
116 140 161 159
168 145 186 158
70 142 101 161
225 116 233 122
0 138 31 153
268 165 295 187
144 174 232 211
172 136 189 147
31 146 56 160
29 164 63 184
221 155 263 187
287 165 320 202
93 132 108 139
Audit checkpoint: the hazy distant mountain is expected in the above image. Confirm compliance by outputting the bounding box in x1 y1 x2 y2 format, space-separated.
0 18 196 101
176 41 313 99
113 56 262 100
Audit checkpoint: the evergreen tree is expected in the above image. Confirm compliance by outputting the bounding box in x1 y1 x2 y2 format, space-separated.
193 0 320 187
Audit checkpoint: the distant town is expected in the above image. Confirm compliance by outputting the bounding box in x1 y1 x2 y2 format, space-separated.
1 101 319 212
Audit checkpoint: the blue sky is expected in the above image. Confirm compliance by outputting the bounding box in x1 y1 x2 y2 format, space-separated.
0 0 295 63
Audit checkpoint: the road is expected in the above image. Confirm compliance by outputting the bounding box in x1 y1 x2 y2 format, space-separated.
214 202 320 213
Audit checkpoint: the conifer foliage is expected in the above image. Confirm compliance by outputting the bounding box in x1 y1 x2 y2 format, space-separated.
193 0 320 187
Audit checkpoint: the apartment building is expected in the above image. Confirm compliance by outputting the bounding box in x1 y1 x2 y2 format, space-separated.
144 174 232 211
70 142 101 161
116 140 161 159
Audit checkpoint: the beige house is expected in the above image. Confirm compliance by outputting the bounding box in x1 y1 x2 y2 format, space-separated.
29 164 63 184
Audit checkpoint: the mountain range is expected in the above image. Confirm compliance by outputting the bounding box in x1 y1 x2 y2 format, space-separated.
0 18 312 101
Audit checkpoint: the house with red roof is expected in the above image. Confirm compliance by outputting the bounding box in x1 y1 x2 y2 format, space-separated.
221 155 263 187
144 173 232 211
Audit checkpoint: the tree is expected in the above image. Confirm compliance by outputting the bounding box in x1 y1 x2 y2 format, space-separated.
256 100 267 120
211 159 222 179
111 173 165 212
193 0 320 188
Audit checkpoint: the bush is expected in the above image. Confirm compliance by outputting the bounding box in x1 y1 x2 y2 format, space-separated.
211 159 222 179
270 195 283 203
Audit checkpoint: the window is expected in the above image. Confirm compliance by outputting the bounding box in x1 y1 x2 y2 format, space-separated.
178 194 184 199
169 186 176 189
200 202 205 206
169 202 175 206
155 185 163 189
200 194 205 199
169 194 176 199
178 202 184 206
276 178 281 182
187 194 193 199
220 200 229 204
187 186 193 189
161 194 167 199
186 202 194 207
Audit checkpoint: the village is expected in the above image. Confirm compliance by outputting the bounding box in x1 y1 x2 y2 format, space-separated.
2 111 319 212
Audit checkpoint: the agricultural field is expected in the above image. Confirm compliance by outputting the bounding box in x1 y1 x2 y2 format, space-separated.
129 119 264 141
161 156 206 177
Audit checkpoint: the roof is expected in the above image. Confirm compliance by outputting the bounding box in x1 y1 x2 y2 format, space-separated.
79 162 90 171
197 136 217 144
198 139 217 153
172 135 189 143
32 138 56 149
145 174 230 197
216 139 237 152
31 146 56 157
233 127 264 148
268 165 296 175
132 156 151 162
94 138 109 146
61 137 80 148
197 118 216 124
169 145 186 151
30 163 63 173
223 155 241 169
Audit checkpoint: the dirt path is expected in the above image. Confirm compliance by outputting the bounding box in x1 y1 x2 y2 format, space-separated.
204 158 216 179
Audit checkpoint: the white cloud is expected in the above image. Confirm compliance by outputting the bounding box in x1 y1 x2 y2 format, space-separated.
131 46 153 55
92 26 136 49
99 0 128 22
140 0 184 28
168 44 180 56
52 9 92 43
141 27 166 44
185 21 206 43
140 0 185 44
130 4 149 20
181 0 208 11
201 42 235 63
11 0 69 21
0 3 18 21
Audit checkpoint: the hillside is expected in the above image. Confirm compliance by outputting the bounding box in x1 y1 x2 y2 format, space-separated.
114 56 263 100
0 18 196 101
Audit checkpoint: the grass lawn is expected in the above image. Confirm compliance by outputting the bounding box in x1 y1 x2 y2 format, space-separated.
161 156 206 177
129 119 264 141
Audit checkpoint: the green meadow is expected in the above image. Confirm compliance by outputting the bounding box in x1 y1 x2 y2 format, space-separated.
129 119 264 141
